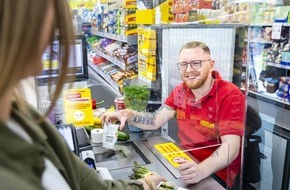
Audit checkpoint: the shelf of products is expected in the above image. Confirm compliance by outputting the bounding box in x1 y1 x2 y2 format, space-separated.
91 47 136 70
266 62 290 69
250 23 290 27
87 34 138 69
88 62 121 92
84 0 141 94
249 89 290 105
246 23 290 106
91 27 137 45
88 55 138 93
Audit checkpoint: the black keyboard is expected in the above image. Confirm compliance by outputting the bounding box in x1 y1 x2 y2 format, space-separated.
75 127 91 148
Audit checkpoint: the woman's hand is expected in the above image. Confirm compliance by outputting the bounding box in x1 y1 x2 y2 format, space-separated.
138 172 167 190
177 159 207 184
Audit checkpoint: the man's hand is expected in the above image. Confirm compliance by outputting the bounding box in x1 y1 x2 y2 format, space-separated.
101 110 131 130
177 159 207 184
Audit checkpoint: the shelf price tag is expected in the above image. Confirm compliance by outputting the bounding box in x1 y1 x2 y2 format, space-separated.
102 123 119 149
282 52 290 63
272 23 282 40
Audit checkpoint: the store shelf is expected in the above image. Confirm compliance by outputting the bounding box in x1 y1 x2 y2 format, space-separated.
242 87 290 107
250 23 290 27
91 27 137 45
88 63 121 92
266 62 290 70
248 90 290 107
91 47 136 70
249 40 273 44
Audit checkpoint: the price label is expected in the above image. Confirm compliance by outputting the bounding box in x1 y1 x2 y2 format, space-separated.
102 123 119 149
154 142 193 167
272 23 282 40
127 55 138 64
282 52 290 62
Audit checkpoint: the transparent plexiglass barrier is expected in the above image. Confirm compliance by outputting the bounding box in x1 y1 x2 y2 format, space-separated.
143 135 232 190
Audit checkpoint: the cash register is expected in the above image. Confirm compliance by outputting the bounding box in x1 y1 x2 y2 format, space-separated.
54 124 91 154
55 124 113 180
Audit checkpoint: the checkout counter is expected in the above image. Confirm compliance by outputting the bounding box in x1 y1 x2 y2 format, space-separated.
85 75 227 190
80 128 226 190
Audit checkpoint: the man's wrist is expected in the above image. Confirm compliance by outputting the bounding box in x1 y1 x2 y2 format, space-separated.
120 109 135 122
198 161 214 179
119 109 133 117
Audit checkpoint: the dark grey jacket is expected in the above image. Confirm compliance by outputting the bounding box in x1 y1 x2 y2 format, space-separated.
0 103 143 190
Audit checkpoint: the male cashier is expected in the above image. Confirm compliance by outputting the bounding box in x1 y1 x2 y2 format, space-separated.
103 41 245 188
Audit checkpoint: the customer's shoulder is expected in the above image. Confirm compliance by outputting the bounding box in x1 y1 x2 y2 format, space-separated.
0 166 40 190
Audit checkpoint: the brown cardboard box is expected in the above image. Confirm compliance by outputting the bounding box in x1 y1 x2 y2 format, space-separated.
194 0 212 9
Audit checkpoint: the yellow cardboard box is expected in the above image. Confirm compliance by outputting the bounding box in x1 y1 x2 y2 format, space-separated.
136 9 155 24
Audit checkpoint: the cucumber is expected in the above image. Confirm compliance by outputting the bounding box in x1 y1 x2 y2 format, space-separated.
117 131 130 141
85 125 95 132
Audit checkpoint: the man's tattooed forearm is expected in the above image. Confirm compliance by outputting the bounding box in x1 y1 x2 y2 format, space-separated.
157 104 176 117
126 104 174 127
127 112 156 126
157 104 174 111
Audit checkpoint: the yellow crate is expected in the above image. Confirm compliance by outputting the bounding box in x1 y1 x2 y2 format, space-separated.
136 9 155 24
136 0 172 24
138 64 156 81
144 29 156 40
159 0 171 24
140 48 156 56
123 0 137 9
125 27 138 36
138 55 156 65
138 55 156 81
139 41 156 51
126 13 136 25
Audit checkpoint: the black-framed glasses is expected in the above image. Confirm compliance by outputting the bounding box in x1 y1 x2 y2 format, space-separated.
177 59 211 70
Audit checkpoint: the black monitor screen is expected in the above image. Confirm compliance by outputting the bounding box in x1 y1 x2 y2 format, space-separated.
36 35 88 84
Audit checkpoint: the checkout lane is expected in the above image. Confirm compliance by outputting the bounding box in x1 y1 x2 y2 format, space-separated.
87 77 226 190
87 129 226 190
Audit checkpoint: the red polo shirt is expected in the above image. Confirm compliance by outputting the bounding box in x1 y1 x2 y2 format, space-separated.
165 71 245 187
